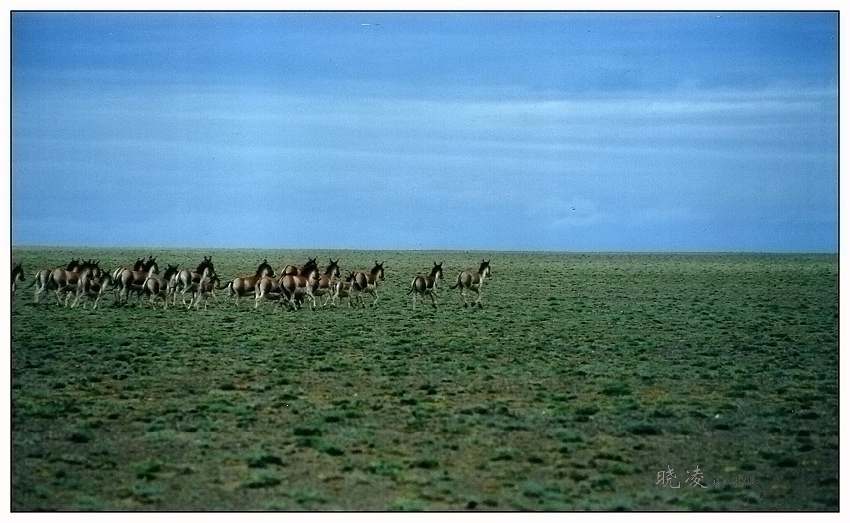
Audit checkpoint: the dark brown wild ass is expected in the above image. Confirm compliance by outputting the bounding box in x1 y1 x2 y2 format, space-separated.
12 263 25 294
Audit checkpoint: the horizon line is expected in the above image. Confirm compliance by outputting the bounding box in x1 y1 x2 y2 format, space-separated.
8 244 838 256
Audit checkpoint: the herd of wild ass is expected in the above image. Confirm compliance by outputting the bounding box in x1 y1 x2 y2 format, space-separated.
11 256 492 311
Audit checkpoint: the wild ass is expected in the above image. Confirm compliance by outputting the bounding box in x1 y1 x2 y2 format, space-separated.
117 256 159 305
110 258 143 301
71 271 114 310
254 258 318 309
279 264 322 311
450 259 491 308
141 264 180 309
47 259 102 307
407 262 443 310
190 267 221 310
31 259 81 302
12 263 25 294
224 259 275 307
282 257 317 277
314 258 341 307
175 256 216 307
330 271 357 308
352 261 385 307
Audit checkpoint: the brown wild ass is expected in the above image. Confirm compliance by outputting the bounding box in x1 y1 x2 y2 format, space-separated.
31 259 80 302
175 256 216 307
330 271 357 308
117 257 159 305
282 257 317 277
313 258 341 307
352 261 385 307
450 259 491 308
71 271 114 309
141 264 181 309
255 258 318 309
109 258 144 301
279 264 323 311
190 267 222 310
47 259 102 307
407 262 443 310
224 259 275 308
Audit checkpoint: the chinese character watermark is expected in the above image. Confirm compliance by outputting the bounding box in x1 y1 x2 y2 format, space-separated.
657 465 754 489
685 465 708 489
655 465 681 489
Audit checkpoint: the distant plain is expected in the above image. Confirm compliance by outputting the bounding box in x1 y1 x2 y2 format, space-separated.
9 248 839 510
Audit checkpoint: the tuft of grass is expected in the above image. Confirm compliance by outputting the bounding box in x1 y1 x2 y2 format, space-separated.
292 488 328 506
368 459 404 479
246 450 285 468
520 481 548 499
575 404 600 416
243 470 282 489
68 430 91 444
134 459 163 480
409 457 439 469
527 453 546 464
74 495 107 510
570 470 589 482
628 423 662 436
389 497 425 511
600 381 632 396
607 497 633 511
318 442 345 457
292 425 322 437
553 427 584 443
130 483 163 505
590 475 615 491
776 457 799 468
491 447 516 461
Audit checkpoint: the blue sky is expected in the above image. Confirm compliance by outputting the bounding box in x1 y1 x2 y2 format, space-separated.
10 11 838 251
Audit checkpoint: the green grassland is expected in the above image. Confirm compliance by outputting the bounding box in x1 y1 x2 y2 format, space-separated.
9 248 838 510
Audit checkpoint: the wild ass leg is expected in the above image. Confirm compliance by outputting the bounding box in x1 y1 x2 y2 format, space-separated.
54 287 67 306
34 282 45 303
182 285 195 308
63 288 76 308
70 290 83 309
428 291 438 309
474 287 483 308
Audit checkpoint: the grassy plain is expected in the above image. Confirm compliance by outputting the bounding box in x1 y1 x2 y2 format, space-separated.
9 248 839 511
